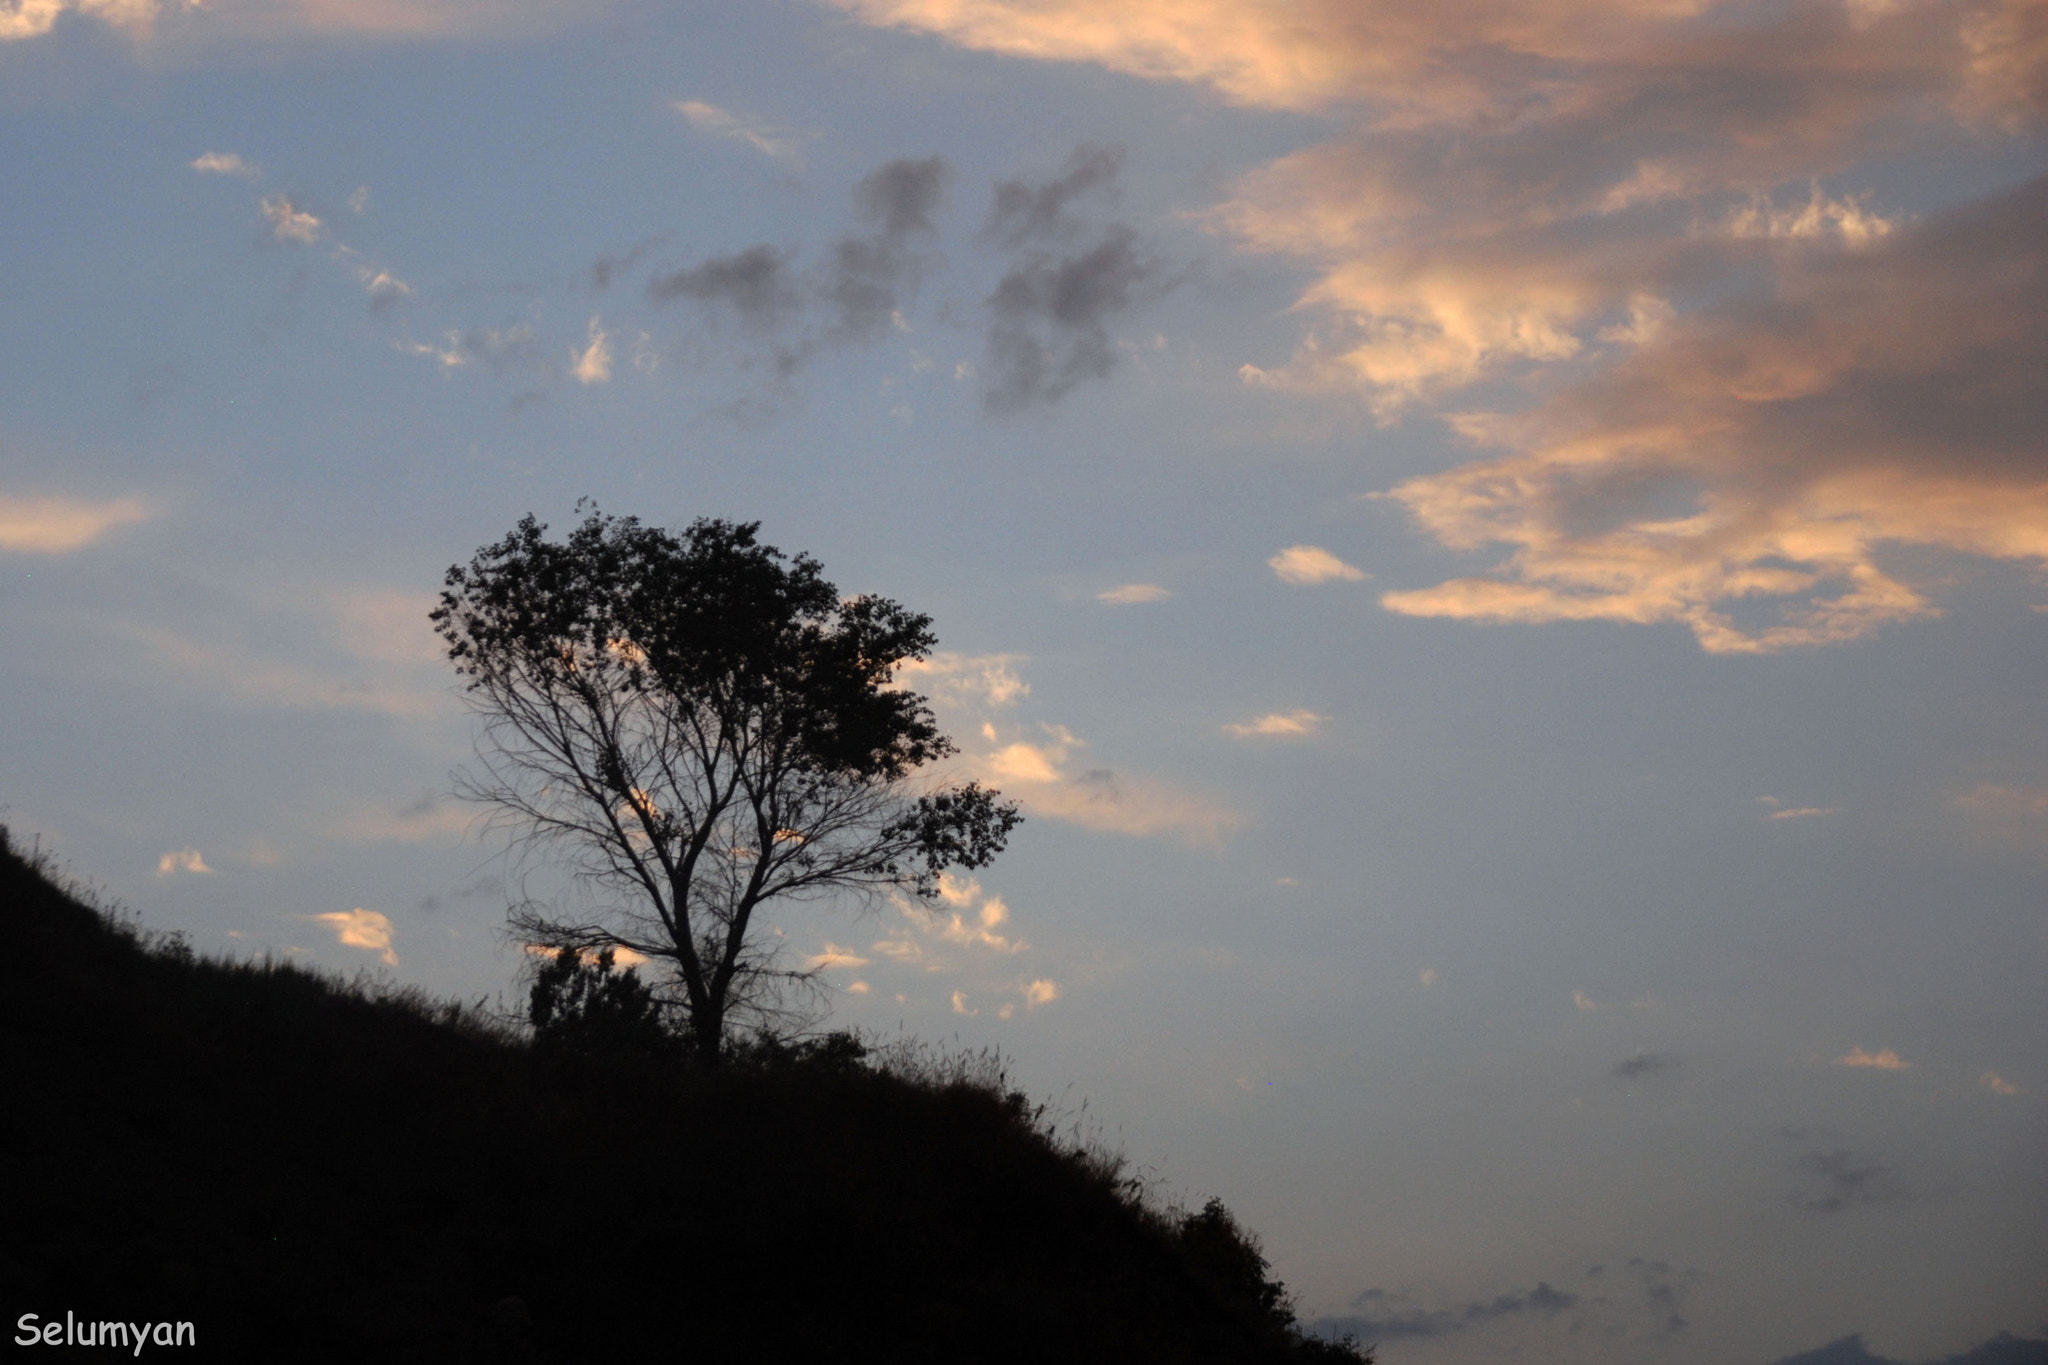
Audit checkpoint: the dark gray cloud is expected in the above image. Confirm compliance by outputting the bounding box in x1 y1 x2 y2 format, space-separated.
823 155 951 341
1790 1146 1902 1213
986 142 1122 246
1614 1051 1679 1080
1629 1257 1693 1336
1314 1281 1579 1342
647 244 800 323
586 236 667 292
853 154 949 238
984 225 1162 411
979 145 1173 411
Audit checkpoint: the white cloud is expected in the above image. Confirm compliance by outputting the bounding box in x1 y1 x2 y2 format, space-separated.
1836 1046 1911 1070
1024 978 1059 1008
1770 807 1842 821
352 264 410 305
572 315 613 384
0 494 149 554
951 988 977 1015
261 194 323 244
313 908 398 966
190 151 257 177
155 848 213 876
1269 545 1366 585
1223 709 1326 739
1 0 166 41
894 651 1030 710
672 99 809 168
1098 582 1171 604
804 942 872 970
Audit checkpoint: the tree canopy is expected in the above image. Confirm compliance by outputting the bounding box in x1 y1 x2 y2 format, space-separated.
433 508 1021 1063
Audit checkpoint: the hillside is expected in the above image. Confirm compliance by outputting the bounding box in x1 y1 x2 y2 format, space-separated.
0 829 1363 1363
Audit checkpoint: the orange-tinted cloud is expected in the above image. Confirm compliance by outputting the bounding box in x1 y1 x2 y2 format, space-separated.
314 907 398 966
1379 180 2048 652
0 494 149 554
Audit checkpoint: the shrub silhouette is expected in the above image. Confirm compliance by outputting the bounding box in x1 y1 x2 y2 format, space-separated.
527 946 676 1061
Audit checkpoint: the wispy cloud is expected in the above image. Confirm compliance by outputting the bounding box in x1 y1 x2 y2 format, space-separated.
0 494 149 554
313 907 398 966
1269 545 1365 585
804 943 871 970
571 315 613 384
1771 807 1842 821
672 99 810 168
1097 582 1170 604
1836 1046 1911 1070
1790 1145 1901 1213
1981 1071 2022 1095
1223 709 1325 739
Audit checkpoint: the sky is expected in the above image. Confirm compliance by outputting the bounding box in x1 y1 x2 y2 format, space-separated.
2 0 2044 1358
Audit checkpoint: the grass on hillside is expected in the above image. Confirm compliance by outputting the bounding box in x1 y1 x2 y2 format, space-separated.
0 827 1367 1364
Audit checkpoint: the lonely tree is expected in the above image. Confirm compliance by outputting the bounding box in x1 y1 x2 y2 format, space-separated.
433 509 1020 1064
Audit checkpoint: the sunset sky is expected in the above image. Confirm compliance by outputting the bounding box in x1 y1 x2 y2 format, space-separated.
3 0 2044 1358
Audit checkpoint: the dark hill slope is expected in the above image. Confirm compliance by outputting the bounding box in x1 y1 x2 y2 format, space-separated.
0 831 1360 1364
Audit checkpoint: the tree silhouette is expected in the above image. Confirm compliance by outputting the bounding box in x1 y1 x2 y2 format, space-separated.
434 509 1021 1065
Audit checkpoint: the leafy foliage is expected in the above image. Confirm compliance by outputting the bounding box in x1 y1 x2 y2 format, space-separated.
527 947 676 1061
432 508 1021 1063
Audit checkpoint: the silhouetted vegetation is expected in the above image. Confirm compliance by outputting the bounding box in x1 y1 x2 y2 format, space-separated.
434 509 1020 1066
0 828 1366 1362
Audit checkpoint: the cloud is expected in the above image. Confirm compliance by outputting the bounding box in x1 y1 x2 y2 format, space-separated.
155 848 213 877
648 244 800 322
1771 807 1842 821
1222 709 1325 739
1378 179 2048 653
1954 784 2048 818
1 0 168 41
0 494 149 553
968 724 1240 845
1573 990 1603 1013
404 323 540 373
260 194 323 243
672 99 810 168
1614 1052 1678 1080
1418 967 1437 988
348 263 410 307
986 142 1123 247
571 315 612 384
821 156 951 343
951 988 976 1015
313 908 398 966
1024 978 1058 1007
1097 583 1170 604
1836 1046 1911 1070
893 651 1030 710
1981 1070 2023 1095
1269 545 1365 585
804 943 872 970
190 151 257 177
984 224 1163 410
1790 1146 1901 1213
1319 1281 1581 1343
